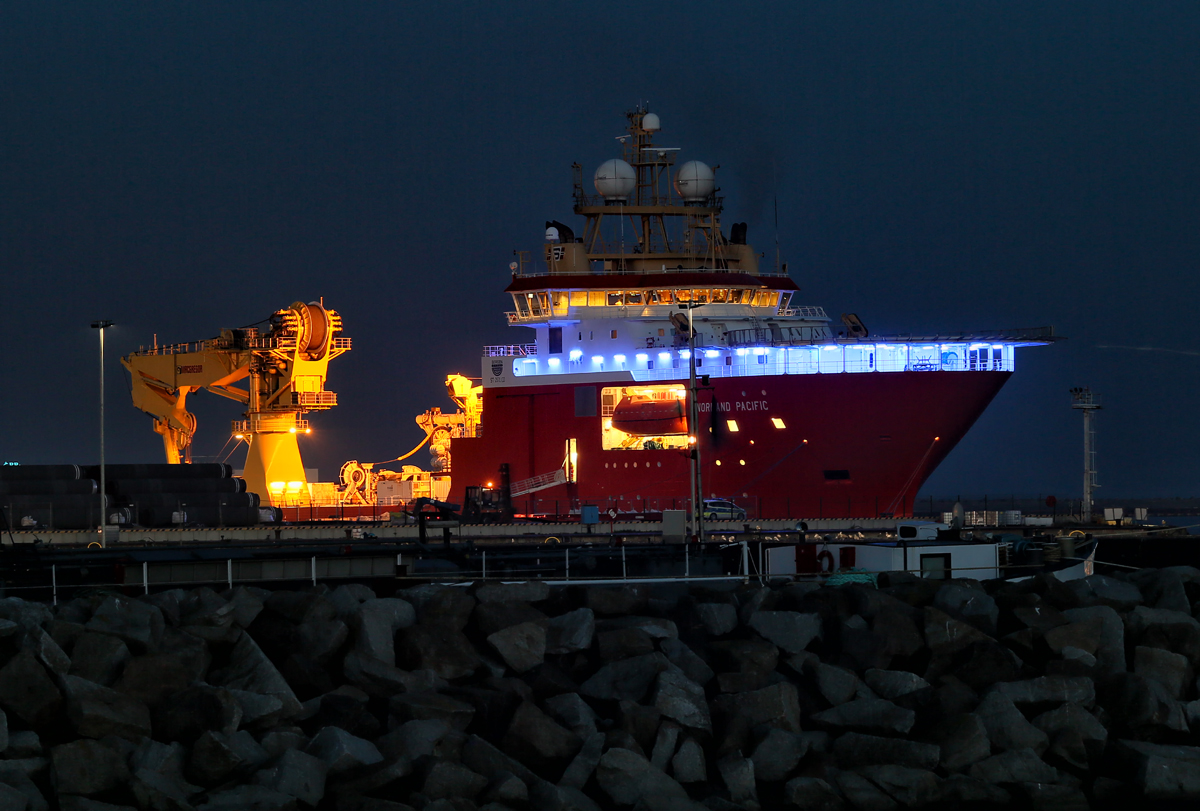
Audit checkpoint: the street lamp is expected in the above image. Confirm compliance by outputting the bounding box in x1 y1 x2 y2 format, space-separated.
678 303 704 544
91 320 113 545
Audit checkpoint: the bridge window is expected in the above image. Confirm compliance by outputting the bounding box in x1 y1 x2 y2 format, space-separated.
569 291 587 306
588 291 606 306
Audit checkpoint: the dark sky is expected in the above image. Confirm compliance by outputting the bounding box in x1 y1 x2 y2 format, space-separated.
2 1 1198 500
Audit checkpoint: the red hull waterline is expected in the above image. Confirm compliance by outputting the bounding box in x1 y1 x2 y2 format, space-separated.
450 370 1011 519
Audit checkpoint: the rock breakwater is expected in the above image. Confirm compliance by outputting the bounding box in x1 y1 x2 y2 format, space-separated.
0 567 1198 810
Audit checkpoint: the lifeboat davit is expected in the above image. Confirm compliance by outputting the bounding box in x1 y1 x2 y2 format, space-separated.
611 393 688 435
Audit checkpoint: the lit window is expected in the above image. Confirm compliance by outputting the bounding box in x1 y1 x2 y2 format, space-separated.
611 330 618 339
705 350 720 358
548 358 561 367
771 417 786 429
726 420 739 432
658 328 665 336
679 350 691 359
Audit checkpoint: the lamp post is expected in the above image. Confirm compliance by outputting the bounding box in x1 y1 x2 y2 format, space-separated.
679 303 704 544
91 320 113 545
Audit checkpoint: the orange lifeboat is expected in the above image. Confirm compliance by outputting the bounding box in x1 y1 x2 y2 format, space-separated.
611 391 688 435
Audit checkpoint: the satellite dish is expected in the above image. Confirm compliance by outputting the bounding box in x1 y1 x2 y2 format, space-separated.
545 226 560 242
509 261 518 272
642 112 661 132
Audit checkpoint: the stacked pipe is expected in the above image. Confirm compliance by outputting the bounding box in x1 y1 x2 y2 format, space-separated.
0 465 105 530
1 464 261 529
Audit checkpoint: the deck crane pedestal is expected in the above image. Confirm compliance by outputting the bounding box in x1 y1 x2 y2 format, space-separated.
121 301 350 506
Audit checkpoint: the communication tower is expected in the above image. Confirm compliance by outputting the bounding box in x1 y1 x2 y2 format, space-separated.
1069 387 1101 523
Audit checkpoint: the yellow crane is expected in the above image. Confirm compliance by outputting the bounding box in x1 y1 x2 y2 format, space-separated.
121 301 349 505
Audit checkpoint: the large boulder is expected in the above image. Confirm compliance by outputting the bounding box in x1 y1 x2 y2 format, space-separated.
50 739 130 796
60 675 152 740
751 727 808 782
989 676 1095 708
486 622 546 673
748 611 822 654
975 690 1048 754
652 669 711 732
595 747 689 806
67 632 131 686
937 714 990 772
501 700 581 775
0 651 62 728
1067 575 1144 611
545 608 595 654
1111 740 1200 799
188 729 269 785
968 748 1058 784
475 581 551 605
252 749 327 807
934 583 999 636
396 625 481 680
695 603 738 637
811 698 915 736
351 598 415 666
580 653 673 702
861 669 930 700
85 595 164 652
834 732 939 770
1133 645 1191 698
1060 605 1126 678
304 726 383 775
209 633 301 718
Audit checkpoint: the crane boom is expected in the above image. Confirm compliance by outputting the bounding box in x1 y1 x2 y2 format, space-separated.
122 301 349 505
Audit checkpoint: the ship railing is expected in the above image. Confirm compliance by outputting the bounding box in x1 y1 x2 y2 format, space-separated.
130 334 354 356
483 344 538 357
835 326 1058 345
778 306 829 319
511 264 792 278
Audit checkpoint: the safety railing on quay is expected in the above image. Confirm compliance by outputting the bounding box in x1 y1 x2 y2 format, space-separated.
1 536 1105 609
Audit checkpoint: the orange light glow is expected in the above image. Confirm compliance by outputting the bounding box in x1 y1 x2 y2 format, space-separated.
486 481 494 488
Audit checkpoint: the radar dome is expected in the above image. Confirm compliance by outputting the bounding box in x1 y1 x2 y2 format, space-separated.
594 159 636 201
674 161 715 202
641 112 661 132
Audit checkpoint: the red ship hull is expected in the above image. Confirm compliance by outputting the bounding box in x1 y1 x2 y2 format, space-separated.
450 370 1011 519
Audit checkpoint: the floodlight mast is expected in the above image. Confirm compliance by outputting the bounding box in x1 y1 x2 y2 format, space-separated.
1070 387 1101 523
91 319 114 545
680 302 704 544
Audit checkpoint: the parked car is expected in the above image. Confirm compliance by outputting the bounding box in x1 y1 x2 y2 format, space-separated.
703 499 747 521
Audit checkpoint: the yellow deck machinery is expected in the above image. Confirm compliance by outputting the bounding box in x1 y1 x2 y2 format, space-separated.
122 301 349 506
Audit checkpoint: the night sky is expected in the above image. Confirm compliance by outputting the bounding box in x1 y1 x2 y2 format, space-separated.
2 2 1197 501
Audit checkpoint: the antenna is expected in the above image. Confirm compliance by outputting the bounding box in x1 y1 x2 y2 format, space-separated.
1070 387 1101 523
773 160 780 274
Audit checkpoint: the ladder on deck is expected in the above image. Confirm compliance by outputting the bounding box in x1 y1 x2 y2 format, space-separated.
510 468 567 497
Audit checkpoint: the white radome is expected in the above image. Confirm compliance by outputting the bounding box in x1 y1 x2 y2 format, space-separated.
674 160 714 201
594 158 636 201
642 112 661 131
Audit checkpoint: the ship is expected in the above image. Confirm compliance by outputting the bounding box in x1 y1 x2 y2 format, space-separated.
429 107 1054 521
